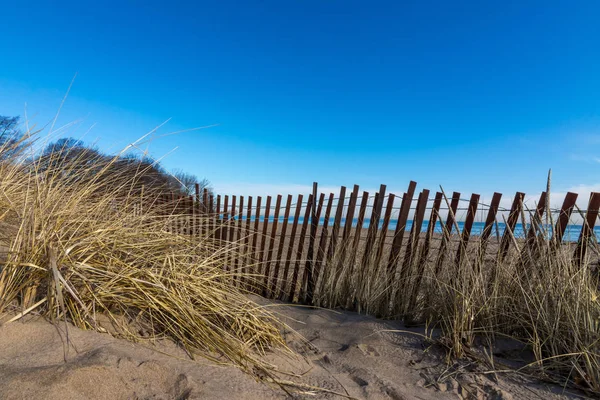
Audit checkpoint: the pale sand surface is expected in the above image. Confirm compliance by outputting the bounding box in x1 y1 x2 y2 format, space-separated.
0 299 583 400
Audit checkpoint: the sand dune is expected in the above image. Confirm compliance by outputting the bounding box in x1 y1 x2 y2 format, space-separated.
0 300 581 399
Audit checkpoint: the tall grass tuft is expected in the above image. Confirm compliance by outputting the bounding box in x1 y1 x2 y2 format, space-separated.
0 127 287 375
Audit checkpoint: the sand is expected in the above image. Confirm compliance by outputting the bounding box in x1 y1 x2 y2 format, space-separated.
0 297 583 400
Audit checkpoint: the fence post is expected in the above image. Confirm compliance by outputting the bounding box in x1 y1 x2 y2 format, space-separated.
313 193 335 303
262 195 281 296
434 191 461 275
289 194 314 303
305 192 326 304
398 189 430 302
233 196 244 283
527 191 547 242
305 183 320 303
279 194 304 300
499 192 525 261
552 192 578 245
574 192 600 265
257 196 272 278
345 191 369 309
456 193 480 267
242 196 253 289
374 193 395 273
270 194 293 297
405 189 432 319
387 182 418 278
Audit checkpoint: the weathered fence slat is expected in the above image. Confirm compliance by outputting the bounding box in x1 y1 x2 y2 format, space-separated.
456 193 480 266
270 194 293 297
257 196 272 277
416 192 443 308
499 192 525 260
289 194 314 302
222 195 230 256
215 195 221 240
250 196 263 291
527 191 547 241
234 196 244 283
279 194 303 300
227 195 236 271
262 195 281 296
361 185 387 274
314 193 335 302
242 196 253 288
316 186 346 303
405 189 432 318
304 183 321 304
208 194 214 238
574 192 600 264
305 192 326 304
339 185 359 262
476 192 502 260
325 186 347 265
386 181 418 277
194 184 201 234
374 193 395 271
434 191 461 274
553 192 578 245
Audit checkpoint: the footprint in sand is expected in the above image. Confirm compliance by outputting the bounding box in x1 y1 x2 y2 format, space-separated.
357 343 380 357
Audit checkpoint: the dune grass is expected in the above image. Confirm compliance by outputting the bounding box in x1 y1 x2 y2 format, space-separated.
0 127 289 377
307 186 600 395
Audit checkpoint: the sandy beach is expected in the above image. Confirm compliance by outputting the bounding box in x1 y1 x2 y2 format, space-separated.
0 296 581 400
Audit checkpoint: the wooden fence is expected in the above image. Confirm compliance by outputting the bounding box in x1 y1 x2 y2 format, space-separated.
153 181 600 311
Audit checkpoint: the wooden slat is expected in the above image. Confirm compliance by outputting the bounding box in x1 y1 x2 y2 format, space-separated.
325 187 347 264
527 191 547 241
234 195 244 282
227 195 237 274
194 185 200 234
188 195 194 236
434 191 461 274
215 195 221 240
386 181 418 276
374 193 395 271
249 196 262 291
499 192 525 260
305 192 326 304
313 193 334 302
553 192 578 245
203 188 209 236
222 195 230 250
344 191 369 309
263 195 282 297
405 189 432 319
242 196 253 288
209 194 215 239
574 192 600 264
257 196 272 277
404 189 430 271
304 183 321 303
270 194 293 297
279 194 303 299
170 192 176 234
361 185 387 273
476 192 502 262
340 185 359 253
456 193 480 266
288 194 314 303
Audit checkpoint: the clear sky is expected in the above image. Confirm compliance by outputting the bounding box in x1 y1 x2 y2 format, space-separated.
1 1 599 208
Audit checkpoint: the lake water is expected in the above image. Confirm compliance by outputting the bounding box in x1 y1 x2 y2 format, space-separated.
226 216 597 243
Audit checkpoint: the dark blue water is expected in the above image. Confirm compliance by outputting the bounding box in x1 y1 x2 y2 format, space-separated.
222 215 597 243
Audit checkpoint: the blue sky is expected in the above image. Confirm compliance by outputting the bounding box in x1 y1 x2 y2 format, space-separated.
1 1 599 208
